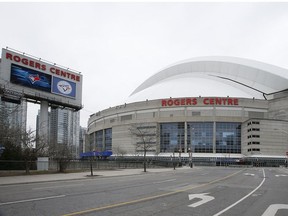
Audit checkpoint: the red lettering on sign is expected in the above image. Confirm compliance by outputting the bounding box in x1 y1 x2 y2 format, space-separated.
6 53 13 60
50 67 55 74
35 62 41 70
6 52 46 71
215 98 222 105
49 68 80 82
162 97 239 107
192 98 197 105
162 98 198 106
13 55 21 62
203 98 209 105
21 58 28 65
5 51 80 82
228 98 233 105
210 98 215 105
181 98 185 105
61 71 66 77
29 60 34 67
174 99 180 106
67 72 71 79
41 65 46 71
168 99 174 106
71 74 75 81
205 97 239 106
186 98 192 105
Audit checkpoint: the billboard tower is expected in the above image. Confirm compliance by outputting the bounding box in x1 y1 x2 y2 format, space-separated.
0 47 83 146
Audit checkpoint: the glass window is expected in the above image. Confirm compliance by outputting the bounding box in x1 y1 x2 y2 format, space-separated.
105 128 112 151
160 123 184 152
188 122 213 153
216 122 241 153
95 130 103 151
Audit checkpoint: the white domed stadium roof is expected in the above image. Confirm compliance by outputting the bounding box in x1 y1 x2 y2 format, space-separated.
127 56 288 103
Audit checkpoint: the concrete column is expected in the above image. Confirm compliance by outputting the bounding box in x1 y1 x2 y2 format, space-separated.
184 121 187 153
39 101 49 146
213 121 216 153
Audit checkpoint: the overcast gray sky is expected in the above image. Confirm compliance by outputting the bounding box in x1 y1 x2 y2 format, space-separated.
1 2 288 129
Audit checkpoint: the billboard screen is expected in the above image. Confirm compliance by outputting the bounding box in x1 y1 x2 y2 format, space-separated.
11 64 52 93
0 48 82 110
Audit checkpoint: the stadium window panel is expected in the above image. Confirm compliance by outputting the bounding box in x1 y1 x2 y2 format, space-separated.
105 128 112 151
187 122 213 153
96 130 103 151
216 122 241 154
160 123 184 152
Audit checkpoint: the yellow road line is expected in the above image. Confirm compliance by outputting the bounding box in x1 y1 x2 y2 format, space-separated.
62 169 244 216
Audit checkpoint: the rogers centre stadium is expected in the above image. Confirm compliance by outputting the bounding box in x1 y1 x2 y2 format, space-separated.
88 56 288 166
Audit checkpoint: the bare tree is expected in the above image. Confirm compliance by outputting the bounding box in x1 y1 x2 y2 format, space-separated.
0 101 24 161
0 126 22 161
0 125 48 174
129 124 158 172
49 141 73 173
21 128 48 174
88 134 95 176
0 100 49 173
114 146 127 159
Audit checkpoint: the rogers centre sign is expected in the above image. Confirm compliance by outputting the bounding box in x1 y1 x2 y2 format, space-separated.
162 97 239 107
0 48 83 110
5 51 80 82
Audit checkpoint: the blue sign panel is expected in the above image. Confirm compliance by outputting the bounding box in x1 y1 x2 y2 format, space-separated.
52 76 76 98
10 64 52 92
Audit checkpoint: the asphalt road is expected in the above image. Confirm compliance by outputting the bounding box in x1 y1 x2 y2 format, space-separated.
0 167 288 216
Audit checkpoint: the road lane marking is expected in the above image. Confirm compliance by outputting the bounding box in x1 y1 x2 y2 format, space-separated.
244 173 255 176
275 174 288 177
33 183 84 190
213 169 266 216
188 193 215 207
153 179 176 184
262 204 288 216
62 169 244 216
0 195 66 206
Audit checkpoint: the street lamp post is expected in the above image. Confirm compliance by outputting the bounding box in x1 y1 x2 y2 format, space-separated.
188 147 193 168
178 148 182 167
189 127 194 168
172 152 176 170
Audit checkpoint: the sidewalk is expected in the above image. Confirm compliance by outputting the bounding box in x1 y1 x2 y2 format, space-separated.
0 167 186 186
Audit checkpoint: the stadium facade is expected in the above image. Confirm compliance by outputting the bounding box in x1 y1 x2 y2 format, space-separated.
87 57 288 163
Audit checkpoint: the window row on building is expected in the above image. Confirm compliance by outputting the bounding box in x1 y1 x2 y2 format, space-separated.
160 122 241 154
90 128 112 151
90 122 241 154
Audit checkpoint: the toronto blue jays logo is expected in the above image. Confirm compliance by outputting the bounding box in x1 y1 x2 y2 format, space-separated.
57 80 72 95
58 84 71 92
28 74 40 84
